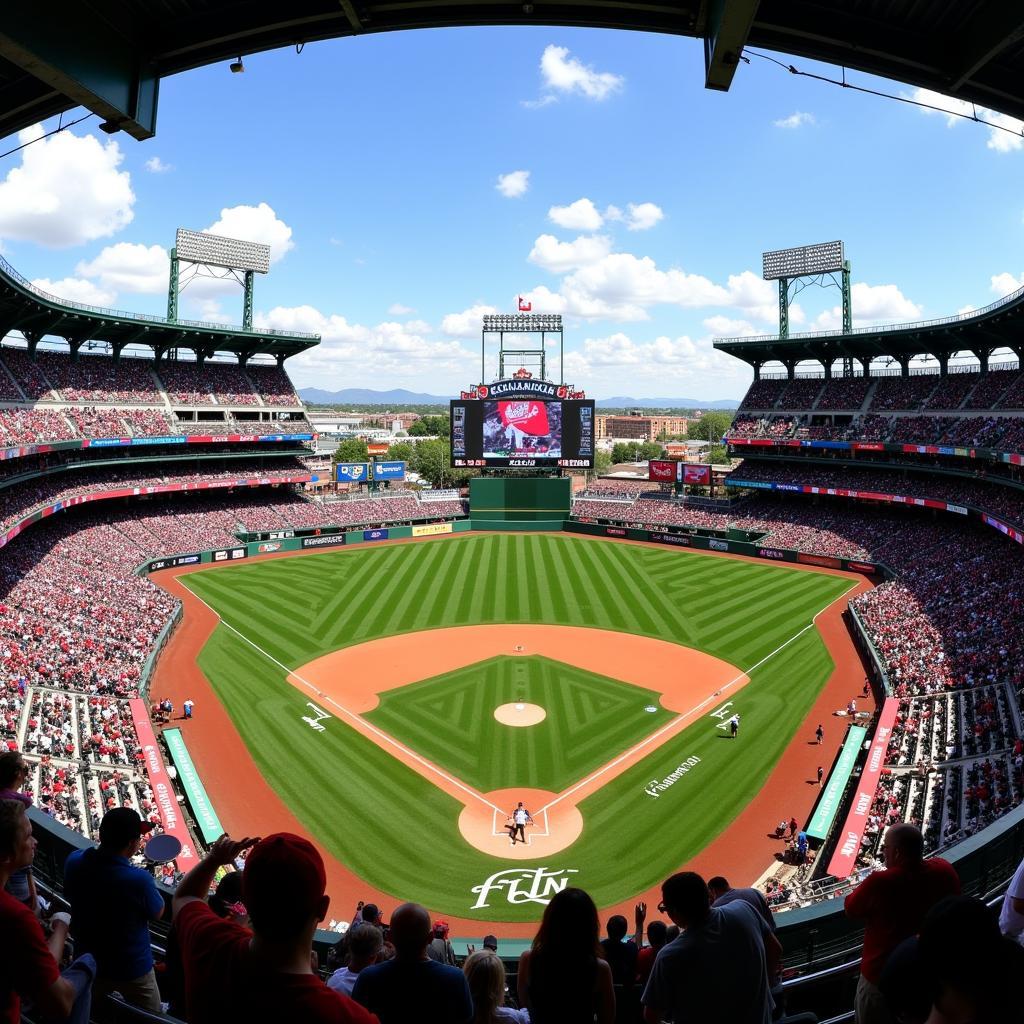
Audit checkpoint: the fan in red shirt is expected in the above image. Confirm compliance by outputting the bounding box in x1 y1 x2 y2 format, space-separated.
0 799 84 1023
172 831 378 1024
845 823 960 1024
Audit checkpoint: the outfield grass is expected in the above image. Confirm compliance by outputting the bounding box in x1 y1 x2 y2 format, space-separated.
365 655 674 793
186 534 852 920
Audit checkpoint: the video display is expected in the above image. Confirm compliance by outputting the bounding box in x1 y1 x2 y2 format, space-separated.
451 398 594 468
483 400 562 459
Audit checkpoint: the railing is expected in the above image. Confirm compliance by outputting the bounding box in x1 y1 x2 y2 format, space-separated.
754 360 1019 381
0 252 319 340
137 603 183 702
715 279 1024 346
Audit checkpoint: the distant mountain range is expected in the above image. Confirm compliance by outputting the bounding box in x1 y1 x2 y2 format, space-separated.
299 387 739 409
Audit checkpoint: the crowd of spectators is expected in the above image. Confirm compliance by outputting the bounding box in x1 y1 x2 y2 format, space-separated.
0 346 305 409
35 352 161 404
867 375 941 411
0 458 313 534
0 407 315 446
728 460 1024 528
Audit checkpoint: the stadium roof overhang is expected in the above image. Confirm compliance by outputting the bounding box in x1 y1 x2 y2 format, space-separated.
1 1 1023 141
713 285 1024 369
0 254 319 361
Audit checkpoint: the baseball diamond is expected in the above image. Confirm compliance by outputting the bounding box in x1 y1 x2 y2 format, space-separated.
154 531 862 932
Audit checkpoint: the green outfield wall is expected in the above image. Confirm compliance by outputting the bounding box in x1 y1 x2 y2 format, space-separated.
469 477 571 522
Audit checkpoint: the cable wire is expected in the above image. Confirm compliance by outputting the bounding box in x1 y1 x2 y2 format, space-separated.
744 49 1024 143
0 112 95 161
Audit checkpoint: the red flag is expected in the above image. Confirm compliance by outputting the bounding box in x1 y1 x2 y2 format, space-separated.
518 296 532 312
498 400 550 436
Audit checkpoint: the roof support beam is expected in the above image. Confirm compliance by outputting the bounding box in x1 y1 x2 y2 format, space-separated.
336 0 363 33
947 3 1024 93
0 2 158 140
704 0 761 92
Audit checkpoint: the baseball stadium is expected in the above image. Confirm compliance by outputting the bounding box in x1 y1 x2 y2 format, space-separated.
2 5 1024 1024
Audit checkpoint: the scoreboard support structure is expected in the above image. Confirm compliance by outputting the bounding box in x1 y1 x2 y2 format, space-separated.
481 313 564 384
454 311 593 472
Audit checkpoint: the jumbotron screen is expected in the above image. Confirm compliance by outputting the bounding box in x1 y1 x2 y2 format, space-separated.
451 399 595 468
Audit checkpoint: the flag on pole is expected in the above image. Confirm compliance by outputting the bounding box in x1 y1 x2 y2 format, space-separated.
518 296 532 312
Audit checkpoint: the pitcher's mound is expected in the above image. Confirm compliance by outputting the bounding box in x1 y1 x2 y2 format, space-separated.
494 702 546 726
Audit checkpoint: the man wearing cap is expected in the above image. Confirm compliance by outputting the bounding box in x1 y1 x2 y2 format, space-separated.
173 831 379 1023
63 807 165 1013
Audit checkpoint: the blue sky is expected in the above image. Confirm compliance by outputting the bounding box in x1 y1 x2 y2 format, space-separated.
0 27 1022 400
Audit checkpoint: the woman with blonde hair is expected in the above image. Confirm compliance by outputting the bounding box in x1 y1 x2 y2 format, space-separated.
463 949 529 1023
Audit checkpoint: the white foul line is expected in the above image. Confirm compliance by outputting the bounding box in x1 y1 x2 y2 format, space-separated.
181 583 505 815
539 577 863 815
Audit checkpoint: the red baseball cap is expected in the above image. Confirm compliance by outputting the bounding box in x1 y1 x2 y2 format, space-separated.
243 833 327 928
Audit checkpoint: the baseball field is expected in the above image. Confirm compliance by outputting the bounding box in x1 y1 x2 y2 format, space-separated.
164 532 860 926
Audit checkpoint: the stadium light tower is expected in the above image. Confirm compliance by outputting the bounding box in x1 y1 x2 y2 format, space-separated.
762 240 851 341
481 313 564 383
167 228 271 330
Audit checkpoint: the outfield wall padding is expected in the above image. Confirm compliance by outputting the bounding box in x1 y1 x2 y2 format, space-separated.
470 518 566 532
469 477 570 521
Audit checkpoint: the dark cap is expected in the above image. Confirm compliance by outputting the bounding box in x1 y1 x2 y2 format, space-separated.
362 903 381 923
98 807 154 848
243 833 326 929
483 934 498 950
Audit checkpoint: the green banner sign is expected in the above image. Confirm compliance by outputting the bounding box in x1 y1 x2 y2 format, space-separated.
163 728 224 844
805 724 867 841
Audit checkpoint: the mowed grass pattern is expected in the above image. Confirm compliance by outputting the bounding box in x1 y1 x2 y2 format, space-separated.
366 655 675 792
185 534 853 920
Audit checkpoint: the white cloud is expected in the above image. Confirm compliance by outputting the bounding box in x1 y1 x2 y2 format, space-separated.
496 170 530 198
255 305 476 389
956 304 976 315
388 303 416 315
563 331 745 391
521 95 558 110
144 156 173 173
440 303 498 338
991 271 1024 295
562 253 729 313
0 124 135 248
622 202 663 231
548 198 603 231
31 276 117 307
909 88 1024 153
529 233 613 274
723 270 778 323
703 315 760 337
539 45 623 101
809 282 922 330
204 202 294 262
773 112 816 129
851 282 922 320
77 242 169 294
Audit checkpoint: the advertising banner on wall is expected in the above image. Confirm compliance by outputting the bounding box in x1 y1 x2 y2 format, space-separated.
128 700 198 870
301 534 346 549
648 460 676 482
336 463 369 483
826 699 899 878
681 464 711 485
162 728 224 845
412 522 454 537
372 460 406 481
805 724 868 841
363 528 390 542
